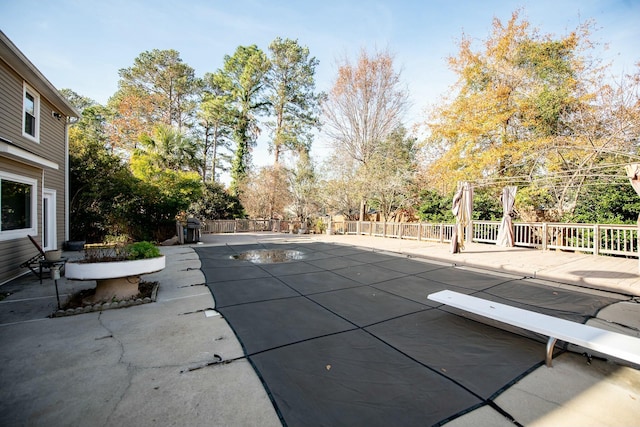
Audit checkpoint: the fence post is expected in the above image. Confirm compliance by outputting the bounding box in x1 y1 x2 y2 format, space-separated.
418 222 422 241
440 223 444 243
542 223 548 251
399 222 404 240
593 224 600 255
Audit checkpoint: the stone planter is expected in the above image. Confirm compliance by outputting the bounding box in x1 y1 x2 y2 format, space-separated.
44 249 62 261
66 256 165 303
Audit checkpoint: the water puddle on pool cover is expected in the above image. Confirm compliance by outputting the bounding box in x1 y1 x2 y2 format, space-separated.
232 249 305 264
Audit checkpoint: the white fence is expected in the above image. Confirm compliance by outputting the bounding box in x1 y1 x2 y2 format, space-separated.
201 219 638 258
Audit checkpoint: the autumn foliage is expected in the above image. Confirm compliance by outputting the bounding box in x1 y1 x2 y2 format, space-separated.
422 11 640 218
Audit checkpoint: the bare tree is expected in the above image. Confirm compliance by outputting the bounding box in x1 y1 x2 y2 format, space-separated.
322 48 408 218
323 49 408 166
240 166 291 219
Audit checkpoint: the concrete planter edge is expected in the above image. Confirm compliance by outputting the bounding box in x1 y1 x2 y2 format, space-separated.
65 256 166 281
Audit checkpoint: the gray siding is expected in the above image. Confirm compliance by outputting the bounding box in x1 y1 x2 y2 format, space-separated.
39 96 67 251
1 58 68 163
0 58 69 285
0 59 23 142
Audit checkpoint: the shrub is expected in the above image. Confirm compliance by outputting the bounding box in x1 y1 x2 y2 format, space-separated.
312 218 327 234
126 241 161 260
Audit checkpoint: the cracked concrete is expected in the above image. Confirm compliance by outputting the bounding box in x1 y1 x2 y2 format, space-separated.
0 245 280 427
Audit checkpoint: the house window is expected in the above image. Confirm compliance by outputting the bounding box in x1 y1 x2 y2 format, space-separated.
0 171 37 240
22 83 40 142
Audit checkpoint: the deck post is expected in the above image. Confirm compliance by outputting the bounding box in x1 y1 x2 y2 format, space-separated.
466 220 473 244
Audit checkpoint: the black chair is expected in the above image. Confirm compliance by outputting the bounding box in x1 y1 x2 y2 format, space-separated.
20 235 66 284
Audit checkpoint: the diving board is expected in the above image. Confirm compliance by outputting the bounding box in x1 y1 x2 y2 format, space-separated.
428 290 640 367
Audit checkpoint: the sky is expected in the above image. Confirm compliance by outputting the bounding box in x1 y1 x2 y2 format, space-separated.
1 0 638 169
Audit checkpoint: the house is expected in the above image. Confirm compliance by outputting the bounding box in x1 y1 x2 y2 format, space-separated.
0 31 79 285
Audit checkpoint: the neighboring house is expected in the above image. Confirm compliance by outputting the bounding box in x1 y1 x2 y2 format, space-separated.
0 31 79 285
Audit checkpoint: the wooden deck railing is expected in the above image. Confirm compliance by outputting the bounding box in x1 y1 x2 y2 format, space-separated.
200 219 638 258
202 219 305 234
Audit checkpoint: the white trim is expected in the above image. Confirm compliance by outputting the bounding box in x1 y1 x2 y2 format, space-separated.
0 141 58 169
0 171 38 241
42 188 57 251
22 82 40 143
64 121 69 241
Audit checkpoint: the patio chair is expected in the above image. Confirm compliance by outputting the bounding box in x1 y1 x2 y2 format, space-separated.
19 235 45 275
19 235 64 283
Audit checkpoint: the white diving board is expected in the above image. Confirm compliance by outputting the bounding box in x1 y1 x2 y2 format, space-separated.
427 290 640 367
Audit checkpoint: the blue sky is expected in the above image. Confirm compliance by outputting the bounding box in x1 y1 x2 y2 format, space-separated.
1 0 638 167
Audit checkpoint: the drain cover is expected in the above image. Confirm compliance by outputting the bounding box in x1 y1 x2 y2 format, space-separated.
232 249 304 264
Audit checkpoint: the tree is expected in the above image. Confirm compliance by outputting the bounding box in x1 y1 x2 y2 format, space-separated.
537 66 640 215
107 88 156 152
64 85 204 242
416 190 454 223
265 37 323 164
288 151 321 221
135 124 199 172
365 126 418 221
197 73 235 182
323 48 408 166
423 11 640 218
109 49 200 150
320 156 362 220
568 182 640 224
240 166 291 219
188 181 244 219
62 90 127 241
425 12 557 187
59 88 96 112
129 139 203 240
415 187 502 222
323 48 408 219
129 124 203 212
68 104 133 242
68 110 202 242
217 45 271 195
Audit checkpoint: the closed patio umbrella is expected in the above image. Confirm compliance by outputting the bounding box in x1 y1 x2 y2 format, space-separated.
451 182 473 253
496 186 517 247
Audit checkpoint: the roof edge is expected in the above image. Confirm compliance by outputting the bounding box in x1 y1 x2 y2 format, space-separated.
0 30 80 118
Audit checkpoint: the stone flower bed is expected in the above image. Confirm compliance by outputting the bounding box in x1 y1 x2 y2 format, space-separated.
51 281 158 317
